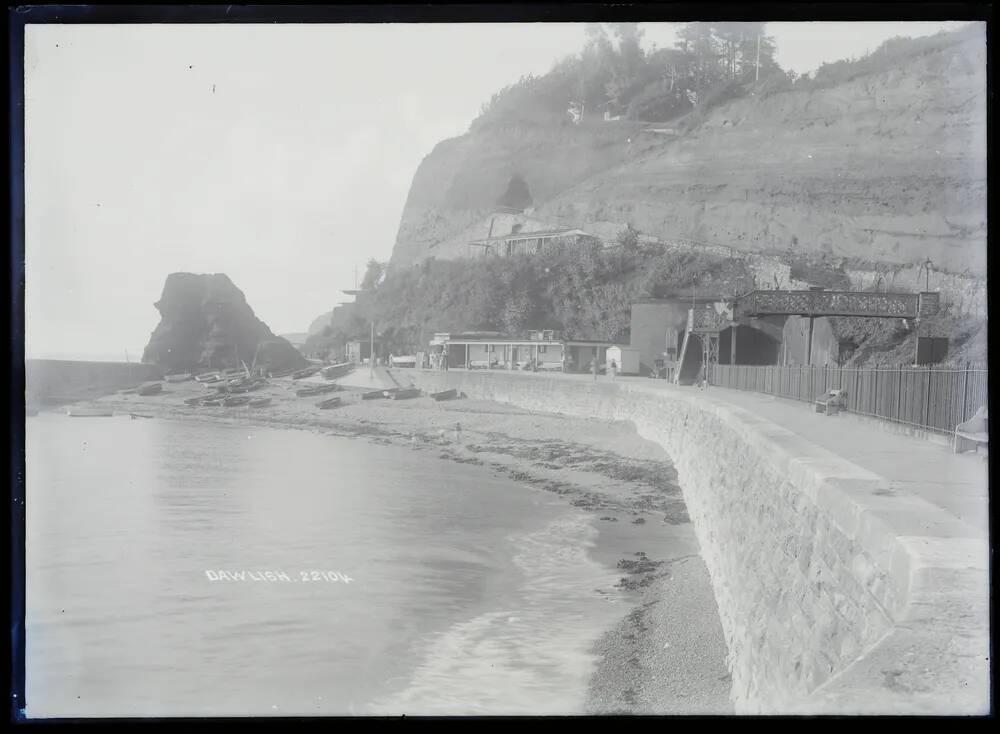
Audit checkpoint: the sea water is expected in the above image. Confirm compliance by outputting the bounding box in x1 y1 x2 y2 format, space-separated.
24 414 628 717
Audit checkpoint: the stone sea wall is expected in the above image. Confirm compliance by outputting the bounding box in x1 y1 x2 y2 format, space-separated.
396 369 988 714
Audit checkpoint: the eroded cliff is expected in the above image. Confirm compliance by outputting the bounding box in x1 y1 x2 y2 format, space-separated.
391 27 986 276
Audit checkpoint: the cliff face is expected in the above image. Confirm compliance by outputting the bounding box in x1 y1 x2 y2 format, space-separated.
142 273 307 373
391 29 986 276
391 121 646 267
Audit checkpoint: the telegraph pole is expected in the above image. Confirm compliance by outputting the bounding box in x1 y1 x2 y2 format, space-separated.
755 33 761 82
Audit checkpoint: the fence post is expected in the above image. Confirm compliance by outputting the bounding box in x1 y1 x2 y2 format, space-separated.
896 363 903 423
923 365 932 429
962 361 970 422
873 366 879 419
854 368 860 413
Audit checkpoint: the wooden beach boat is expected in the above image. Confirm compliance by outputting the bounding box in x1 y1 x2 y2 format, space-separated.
291 366 322 380
137 382 163 396
361 389 387 400
227 377 268 393
66 407 115 417
164 373 192 383
430 388 458 401
194 371 221 383
222 395 252 407
184 395 208 406
200 396 225 407
316 396 343 409
388 388 421 400
129 413 154 420
296 383 342 398
321 362 354 380
248 397 272 408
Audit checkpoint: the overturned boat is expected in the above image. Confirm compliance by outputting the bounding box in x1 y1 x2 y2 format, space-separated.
388 388 421 400
430 388 458 401
321 362 354 380
296 383 342 398
66 407 114 417
291 366 322 380
361 389 387 400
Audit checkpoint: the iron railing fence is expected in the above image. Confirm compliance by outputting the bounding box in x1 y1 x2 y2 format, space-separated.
709 363 988 435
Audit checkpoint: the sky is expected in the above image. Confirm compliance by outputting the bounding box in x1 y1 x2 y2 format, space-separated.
23 21 973 360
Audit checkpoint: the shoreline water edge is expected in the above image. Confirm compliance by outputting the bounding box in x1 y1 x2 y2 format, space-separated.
31 376 733 714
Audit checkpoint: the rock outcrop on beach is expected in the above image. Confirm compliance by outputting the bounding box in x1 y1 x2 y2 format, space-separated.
390 26 986 275
142 273 307 373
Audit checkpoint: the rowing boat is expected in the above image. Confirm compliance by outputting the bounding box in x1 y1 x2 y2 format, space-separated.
316 396 343 409
66 407 114 417
248 397 272 408
291 366 322 380
222 395 251 407
164 373 192 383
296 383 341 397
194 371 220 383
321 362 354 380
137 382 163 396
361 389 386 400
430 388 458 401
388 388 421 400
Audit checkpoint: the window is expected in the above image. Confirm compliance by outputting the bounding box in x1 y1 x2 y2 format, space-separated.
505 241 513 256
511 223 523 235
538 345 547 354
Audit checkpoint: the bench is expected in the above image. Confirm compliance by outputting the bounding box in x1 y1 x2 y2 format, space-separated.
814 389 848 416
954 406 988 454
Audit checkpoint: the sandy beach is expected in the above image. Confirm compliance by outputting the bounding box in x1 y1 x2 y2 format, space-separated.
54 373 733 713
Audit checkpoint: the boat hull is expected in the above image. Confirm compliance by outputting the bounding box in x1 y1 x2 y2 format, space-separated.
388 389 421 400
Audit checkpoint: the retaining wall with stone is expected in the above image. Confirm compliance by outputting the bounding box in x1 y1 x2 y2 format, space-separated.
394 368 989 714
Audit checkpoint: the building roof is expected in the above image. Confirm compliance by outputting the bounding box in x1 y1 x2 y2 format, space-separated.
470 228 589 245
436 336 614 347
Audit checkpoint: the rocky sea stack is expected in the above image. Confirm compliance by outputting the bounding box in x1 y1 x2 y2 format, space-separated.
142 273 307 374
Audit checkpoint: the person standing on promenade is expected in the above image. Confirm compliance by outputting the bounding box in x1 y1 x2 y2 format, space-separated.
610 359 618 380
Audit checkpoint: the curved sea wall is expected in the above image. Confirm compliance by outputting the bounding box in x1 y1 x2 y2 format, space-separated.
396 369 989 714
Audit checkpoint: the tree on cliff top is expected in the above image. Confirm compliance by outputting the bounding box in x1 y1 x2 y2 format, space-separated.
497 174 533 211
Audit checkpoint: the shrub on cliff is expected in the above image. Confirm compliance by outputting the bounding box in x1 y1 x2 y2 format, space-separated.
340 244 750 354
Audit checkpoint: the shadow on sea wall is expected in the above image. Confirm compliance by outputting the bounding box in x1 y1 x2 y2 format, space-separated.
394 368 989 715
25 359 164 408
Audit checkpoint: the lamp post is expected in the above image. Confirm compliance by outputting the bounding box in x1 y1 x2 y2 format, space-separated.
922 258 934 291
